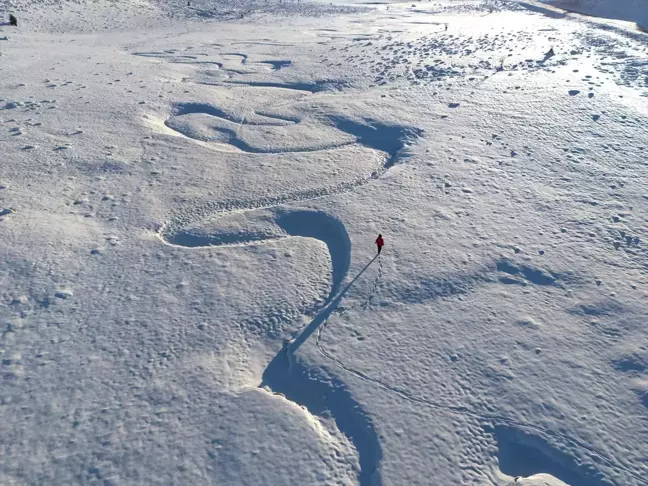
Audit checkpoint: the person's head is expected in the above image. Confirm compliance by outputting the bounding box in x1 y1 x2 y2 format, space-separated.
378 234 382 238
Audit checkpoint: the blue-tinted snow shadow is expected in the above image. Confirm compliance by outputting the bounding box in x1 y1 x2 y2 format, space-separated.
493 425 615 486
288 255 376 352
221 80 348 93
165 230 274 247
171 101 298 125
171 101 245 123
274 209 352 300
262 330 381 486
259 60 292 71
261 256 381 485
516 2 567 19
496 259 557 286
327 116 423 169
611 355 647 373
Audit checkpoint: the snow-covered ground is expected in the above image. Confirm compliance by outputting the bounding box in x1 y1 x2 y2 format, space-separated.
1 0 647 485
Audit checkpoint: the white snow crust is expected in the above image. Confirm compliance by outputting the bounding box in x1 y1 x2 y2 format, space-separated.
0 0 647 485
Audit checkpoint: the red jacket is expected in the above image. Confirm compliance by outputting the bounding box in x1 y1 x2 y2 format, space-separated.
375 236 384 247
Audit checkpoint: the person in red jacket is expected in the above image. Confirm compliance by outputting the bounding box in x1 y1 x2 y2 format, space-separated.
375 234 384 255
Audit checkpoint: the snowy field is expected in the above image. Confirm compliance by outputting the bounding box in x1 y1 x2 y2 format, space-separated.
1 0 647 484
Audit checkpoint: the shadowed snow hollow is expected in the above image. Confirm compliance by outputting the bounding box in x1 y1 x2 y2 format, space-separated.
540 0 648 28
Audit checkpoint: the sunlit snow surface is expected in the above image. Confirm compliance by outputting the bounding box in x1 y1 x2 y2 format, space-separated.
0 0 647 484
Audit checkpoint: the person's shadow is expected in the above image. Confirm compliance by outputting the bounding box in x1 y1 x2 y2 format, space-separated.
287 254 378 354
261 253 379 382
260 254 383 486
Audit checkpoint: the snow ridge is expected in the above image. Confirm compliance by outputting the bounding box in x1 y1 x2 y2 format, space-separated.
158 116 420 246
261 348 383 486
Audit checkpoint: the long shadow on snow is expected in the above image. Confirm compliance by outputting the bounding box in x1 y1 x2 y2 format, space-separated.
289 255 375 352
261 256 381 486
222 80 348 92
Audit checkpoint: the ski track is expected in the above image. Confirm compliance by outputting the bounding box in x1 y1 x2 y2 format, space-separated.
149 38 645 486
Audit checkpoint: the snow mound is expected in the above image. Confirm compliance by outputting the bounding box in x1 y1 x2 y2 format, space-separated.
540 0 648 29
516 474 570 486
